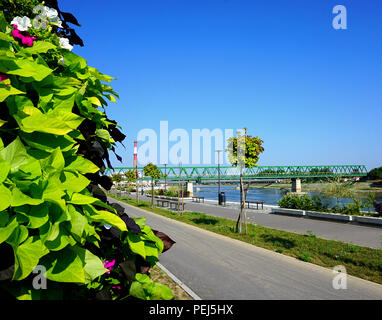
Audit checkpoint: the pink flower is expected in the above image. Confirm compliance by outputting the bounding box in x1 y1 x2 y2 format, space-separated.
11 24 37 47
112 286 121 290
103 259 116 273
0 73 8 82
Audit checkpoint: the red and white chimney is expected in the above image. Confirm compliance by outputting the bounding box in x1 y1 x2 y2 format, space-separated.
134 140 138 178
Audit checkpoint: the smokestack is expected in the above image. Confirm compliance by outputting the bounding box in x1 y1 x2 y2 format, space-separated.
134 141 138 178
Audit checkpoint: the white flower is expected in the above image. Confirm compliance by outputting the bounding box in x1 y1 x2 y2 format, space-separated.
10 16 32 31
50 16 63 28
45 7 59 20
59 37 73 51
58 56 66 66
32 17 47 29
33 5 58 20
32 5 60 28
103 224 112 230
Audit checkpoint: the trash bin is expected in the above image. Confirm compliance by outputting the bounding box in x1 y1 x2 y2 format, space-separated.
218 192 226 205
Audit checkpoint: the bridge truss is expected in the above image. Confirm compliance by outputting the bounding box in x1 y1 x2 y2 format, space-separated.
105 165 367 181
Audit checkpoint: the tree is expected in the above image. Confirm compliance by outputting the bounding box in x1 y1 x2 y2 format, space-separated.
125 169 137 184
111 173 123 183
226 128 264 233
143 163 162 208
368 167 382 180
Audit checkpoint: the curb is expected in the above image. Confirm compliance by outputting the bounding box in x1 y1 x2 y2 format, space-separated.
156 263 202 300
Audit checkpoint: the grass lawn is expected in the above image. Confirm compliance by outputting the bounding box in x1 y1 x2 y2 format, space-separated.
150 265 193 300
110 194 382 285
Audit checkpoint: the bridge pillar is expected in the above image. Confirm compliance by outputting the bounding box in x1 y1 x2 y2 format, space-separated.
291 178 301 193
186 181 194 197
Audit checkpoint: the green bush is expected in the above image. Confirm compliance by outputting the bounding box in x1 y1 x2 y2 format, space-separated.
368 167 382 180
278 194 364 215
0 1 173 301
278 194 315 210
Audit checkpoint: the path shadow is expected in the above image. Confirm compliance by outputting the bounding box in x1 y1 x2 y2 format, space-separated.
260 234 296 249
191 217 219 225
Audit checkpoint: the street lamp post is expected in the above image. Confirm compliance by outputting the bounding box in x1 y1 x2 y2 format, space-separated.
215 150 222 205
164 163 167 191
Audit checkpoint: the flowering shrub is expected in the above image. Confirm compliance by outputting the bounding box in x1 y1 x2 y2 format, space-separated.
0 1 174 300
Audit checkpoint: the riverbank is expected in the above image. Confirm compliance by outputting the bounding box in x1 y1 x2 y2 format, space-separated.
197 180 382 199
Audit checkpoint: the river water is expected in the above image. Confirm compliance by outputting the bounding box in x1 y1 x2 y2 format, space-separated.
193 186 376 211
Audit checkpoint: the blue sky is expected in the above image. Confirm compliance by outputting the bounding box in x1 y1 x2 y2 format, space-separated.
61 0 382 170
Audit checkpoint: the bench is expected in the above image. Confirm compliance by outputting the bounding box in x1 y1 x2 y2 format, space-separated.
192 196 204 203
169 201 185 211
156 199 185 211
245 200 264 210
156 199 170 208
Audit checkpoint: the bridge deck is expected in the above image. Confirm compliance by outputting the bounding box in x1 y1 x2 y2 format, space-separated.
105 165 367 181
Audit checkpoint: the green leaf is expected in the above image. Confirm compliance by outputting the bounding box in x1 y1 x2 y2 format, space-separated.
0 184 11 211
142 225 164 254
0 211 9 227
0 216 18 244
67 205 87 239
62 51 87 71
20 132 76 153
0 137 29 173
11 187 43 206
0 84 25 102
6 94 34 115
95 129 110 142
0 57 53 81
16 106 84 135
0 31 13 43
65 156 99 174
0 12 7 32
52 94 76 112
89 67 115 82
129 281 147 300
27 204 49 229
12 237 49 280
7 225 28 248
22 41 56 54
83 205 127 232
61 171 90 193
42 148 65 171
128 232 146 259
45 225 74 251
42 173 66 211
143 242 159 260
41 246 106 284
129 273 173 300
87 96 102 107
150 282 174 300
104 94 116 102
14 157 41 180
68 193 98 205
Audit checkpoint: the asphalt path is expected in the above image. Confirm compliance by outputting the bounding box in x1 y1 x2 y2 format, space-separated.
110 197 382 300
134 194 382 249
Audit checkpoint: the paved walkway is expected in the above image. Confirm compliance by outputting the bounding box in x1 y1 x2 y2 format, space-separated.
130 194 382 249
109 198 382 300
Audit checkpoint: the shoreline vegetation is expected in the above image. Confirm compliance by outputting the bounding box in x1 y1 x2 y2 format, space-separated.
109 194 382 286
196 180 382 199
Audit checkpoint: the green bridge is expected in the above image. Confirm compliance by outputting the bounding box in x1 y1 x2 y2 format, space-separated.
105 165 367 181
